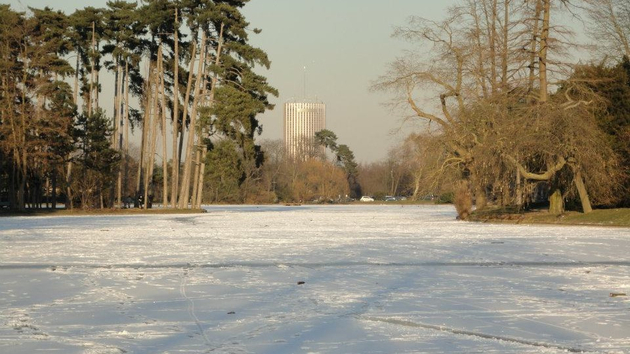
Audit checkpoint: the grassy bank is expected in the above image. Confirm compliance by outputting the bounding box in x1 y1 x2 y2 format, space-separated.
0 207 206 217
471 207 630 227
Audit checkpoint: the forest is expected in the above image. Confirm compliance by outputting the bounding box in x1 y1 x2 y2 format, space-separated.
1 0 629 217
0 0 277 210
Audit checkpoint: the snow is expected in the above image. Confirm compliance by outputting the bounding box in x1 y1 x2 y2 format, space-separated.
1 204 629 353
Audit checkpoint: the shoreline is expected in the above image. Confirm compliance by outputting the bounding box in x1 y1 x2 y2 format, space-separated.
469 207 630 228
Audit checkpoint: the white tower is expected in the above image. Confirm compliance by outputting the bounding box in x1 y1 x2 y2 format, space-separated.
283 99 326 159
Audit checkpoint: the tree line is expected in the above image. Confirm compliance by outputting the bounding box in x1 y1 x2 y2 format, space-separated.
202 130 360 205
371 0 630 217
2 0 629 213
0 0 277 210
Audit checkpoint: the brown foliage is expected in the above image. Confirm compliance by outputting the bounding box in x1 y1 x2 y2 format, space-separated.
454 181 473 220
291 159 349 202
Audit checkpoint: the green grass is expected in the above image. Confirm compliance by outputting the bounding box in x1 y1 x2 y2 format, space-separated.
471 207 630 227
523 208 630 227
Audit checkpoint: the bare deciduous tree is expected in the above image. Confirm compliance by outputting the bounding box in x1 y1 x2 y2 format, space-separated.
375 0 619 216
584 0 630 59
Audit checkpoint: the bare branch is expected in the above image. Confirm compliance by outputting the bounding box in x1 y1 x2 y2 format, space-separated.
504 154 566 181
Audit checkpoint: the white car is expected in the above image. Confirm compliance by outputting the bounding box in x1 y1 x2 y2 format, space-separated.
360 196 374 202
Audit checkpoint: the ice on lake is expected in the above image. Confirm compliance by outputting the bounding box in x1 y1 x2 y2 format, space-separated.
1 204 629 353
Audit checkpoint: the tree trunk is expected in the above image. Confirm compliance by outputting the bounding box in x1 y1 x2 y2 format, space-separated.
191 146 202 208
116 58 125 207
175 39 198 208
17 54 28 211
9 164 16 209
501 0 509 89
89 21 96 116
178 121 185 180
137 61 153 198
472 1 489 97
470 169 487 210
113 59 120 147
73 55 80 106
144 65 159 209
549 188 564 215
528 0 542 95
194 144 208 208
573 169 593 213
81 187 88 210
123 61 130 199
115 59 123 208
454 180 473 220
501 180 509 207
178 32 207 209
515 168 523 209
171 8 180 208
19 127 27 211
193 23 225 210
539 0 550 103
474 181 488 210
412 173 421 200
51 172 57 210
66 161 73 209
486 0 498 94
158 42 169 207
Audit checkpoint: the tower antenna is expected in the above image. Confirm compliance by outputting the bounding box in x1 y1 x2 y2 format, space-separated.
303 65 307 99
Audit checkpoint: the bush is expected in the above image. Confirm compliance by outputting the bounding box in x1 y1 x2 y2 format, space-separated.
436 192 454 204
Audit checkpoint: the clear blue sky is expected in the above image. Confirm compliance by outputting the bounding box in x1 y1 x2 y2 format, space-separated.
8 0 457 162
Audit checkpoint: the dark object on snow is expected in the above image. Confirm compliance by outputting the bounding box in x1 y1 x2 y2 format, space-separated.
610 292 626 297
227 311 236 314
297 281 305 285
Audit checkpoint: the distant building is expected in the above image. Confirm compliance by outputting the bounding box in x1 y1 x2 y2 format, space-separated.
283 99 326 159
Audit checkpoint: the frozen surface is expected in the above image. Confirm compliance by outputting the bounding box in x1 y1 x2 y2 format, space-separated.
0 204 629 353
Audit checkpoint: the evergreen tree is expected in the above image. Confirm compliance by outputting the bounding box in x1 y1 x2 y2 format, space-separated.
204 139 243 203
29 7 75 209
314 129 361 198
336 144 361 198
0 5 28 209
315 129 338 152
0 6 75 210
571 58 630 206
73 109 120 208
68 7 105 114
176 0 277 208
102 0 144 206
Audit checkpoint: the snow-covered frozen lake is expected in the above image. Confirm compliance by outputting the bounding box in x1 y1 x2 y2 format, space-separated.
1 204 629 353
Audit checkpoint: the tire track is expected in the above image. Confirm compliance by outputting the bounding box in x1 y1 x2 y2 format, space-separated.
360 316 594 353
179 268 211 347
